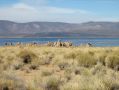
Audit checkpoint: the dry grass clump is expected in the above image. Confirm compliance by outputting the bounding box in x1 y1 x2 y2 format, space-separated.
64 51 77 60
29 64 39 70
1 46 119 90
105 54 119 69
40 75 62 90
76 52 97 67
13 63 23 70
0 72 26 90
41 69 53 76
55 59 72 71
61 64 119 90
39 55 53 65
17 49 37 64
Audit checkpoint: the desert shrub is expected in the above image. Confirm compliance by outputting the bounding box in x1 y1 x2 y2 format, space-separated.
76 52 97 67
101 75 119 90
105 55 119 69
13 63 23 70
0 55 4 63
90 62 106 75
65 66 81 76
76 67 91 76
42 76 61 90
41 70 53 77
110 84 119 90
63 66 75 81
58 62 69 70
20 65 31 73
61 70 119 90
66 66 90 77
39 56 52 65
112 50 119 56
0 72 26 90
0 61 13 71
18 50 37 64
60 75 105 90
88 51 95 56
43 51 53 55
1 46 119 90
64 51 78 60
74 67 81 75
5 55 15 61
95 52 107 66
64 66 74 75
29 64 39 70
43 51 50 55
60 82 80 90
64 74 72 82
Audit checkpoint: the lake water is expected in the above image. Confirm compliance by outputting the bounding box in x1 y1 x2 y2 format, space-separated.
0 38 119 47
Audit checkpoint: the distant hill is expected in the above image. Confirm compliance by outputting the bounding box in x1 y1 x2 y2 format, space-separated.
0 20 119 38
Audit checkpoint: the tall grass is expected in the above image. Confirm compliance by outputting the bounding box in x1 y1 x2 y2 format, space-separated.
0 46 119 90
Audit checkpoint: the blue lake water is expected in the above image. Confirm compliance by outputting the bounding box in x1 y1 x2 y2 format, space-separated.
0 38 119 47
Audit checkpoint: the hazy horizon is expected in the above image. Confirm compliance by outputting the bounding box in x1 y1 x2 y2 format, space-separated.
0 19 119 24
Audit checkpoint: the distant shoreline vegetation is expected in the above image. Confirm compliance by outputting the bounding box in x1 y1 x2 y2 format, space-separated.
0 38 119 47
0 36 119 39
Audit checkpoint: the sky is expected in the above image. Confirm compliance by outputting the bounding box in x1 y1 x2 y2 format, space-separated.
0 0 119 23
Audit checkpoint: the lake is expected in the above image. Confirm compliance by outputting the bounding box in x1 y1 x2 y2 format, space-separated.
0 38 119 47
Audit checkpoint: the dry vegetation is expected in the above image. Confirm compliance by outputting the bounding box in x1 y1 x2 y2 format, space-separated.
0 45 119 90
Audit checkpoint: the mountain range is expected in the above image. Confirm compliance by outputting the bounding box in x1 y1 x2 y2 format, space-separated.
0 20 119 38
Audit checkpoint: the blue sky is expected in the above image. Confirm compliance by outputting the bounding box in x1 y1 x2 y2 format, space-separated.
0 0 119 23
